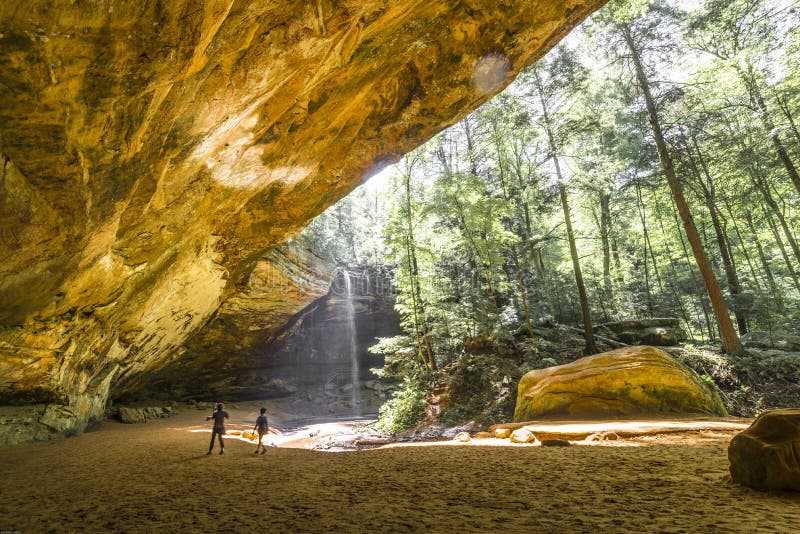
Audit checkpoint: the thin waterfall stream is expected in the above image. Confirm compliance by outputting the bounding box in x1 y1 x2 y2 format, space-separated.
343 270 360 415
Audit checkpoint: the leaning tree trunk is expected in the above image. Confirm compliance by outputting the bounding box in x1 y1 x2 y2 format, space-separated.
722 197 761 293
533 67 597 354
741 67 800 196
635 182 656 316
623 25 742 355
774 91 800 148
653 199 695 339
672 203 716 341
744 211 783 310
706 197 747 334
599 191 615 305
403 169 436 371
762 204 800 293
559 182 599 355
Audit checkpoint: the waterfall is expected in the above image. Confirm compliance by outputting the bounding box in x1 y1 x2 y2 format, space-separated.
343 270 360 415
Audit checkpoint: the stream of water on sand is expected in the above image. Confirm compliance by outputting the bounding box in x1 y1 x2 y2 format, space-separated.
343 270 360 415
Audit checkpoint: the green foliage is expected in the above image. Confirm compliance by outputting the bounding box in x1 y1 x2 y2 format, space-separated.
376 375 428 434
303 0 800 423
437 353 520 427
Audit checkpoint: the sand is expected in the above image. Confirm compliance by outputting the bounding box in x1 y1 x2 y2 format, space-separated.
1 407 799 533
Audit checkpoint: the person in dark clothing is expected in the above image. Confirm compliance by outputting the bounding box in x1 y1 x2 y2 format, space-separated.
253 407 269 455
206 402 229 455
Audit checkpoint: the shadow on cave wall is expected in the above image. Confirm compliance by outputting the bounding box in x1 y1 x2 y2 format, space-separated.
116 267 400 418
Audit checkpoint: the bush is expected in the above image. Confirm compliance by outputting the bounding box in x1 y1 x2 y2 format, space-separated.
376 376 427 434
437 352 520 427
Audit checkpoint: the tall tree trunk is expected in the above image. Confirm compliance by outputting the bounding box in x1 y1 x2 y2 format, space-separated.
774 90 800 149
672 203 715 341
599 191 614 305
705 196 747 334
744 211 783 309
559 182 598 354
623 25 741 355
762 204 800 293
403 169 436 370
722 197 761 292
532 67 597 355
511 246 535 338
491 119 536 339
635 182 655 316
741 67 800 195
637 182 666 293
754 176 800 265
405 242 429 370
686 135 748 333
654 199 695 339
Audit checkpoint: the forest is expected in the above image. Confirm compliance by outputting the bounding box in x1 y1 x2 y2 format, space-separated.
302 0 800 430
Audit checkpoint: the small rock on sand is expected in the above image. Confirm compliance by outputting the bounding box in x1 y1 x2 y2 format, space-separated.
455 432 471 442
586 431 620 442
494 427 512 439
510 428 536 444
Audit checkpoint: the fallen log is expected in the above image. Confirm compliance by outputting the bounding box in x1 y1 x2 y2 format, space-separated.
564 325 629 348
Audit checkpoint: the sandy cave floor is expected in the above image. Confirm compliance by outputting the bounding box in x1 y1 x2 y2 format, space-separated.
1 406 799 533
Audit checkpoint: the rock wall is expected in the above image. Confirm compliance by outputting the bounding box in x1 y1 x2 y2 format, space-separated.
0 0 606 442
114 239 337 401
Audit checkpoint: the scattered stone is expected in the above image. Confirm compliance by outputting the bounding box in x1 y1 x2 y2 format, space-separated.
729 408 800 492
510 428 536 444
494 427 512 439
541 439 571 447
514 346 728 421
441 421 475 440
473 431 494 439
455 432 471 442
117 406 173 424
585 431 620 442
414 426 445 440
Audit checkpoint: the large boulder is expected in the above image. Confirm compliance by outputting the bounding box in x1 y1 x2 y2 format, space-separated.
729 408 800 492
595 318 686 346
513 346 727 421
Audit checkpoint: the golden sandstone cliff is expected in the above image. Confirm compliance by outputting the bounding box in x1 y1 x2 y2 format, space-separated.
0 0 604 443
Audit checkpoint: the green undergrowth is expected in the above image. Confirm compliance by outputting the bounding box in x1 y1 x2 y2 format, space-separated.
375 325 800 434
670 344 800 417
375 375 428 435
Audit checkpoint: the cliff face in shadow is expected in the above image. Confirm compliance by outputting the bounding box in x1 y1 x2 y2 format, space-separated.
0 0 606 443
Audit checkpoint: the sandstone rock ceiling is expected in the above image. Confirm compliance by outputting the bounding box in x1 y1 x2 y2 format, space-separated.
0 0 605 439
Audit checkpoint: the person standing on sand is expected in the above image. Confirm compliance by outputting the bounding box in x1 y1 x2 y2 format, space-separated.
253 407 269 455
206 402 229 455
